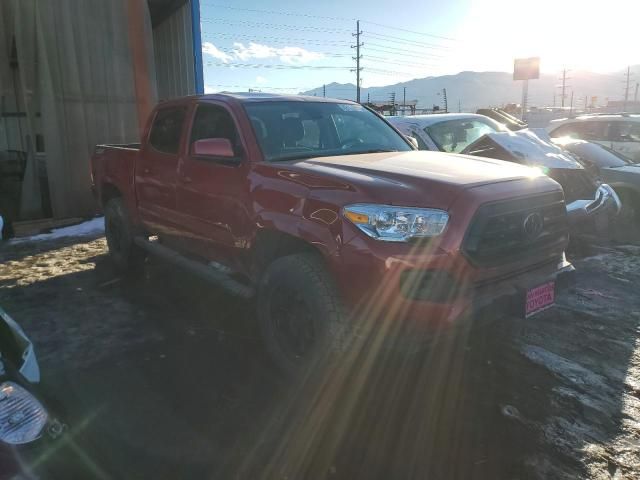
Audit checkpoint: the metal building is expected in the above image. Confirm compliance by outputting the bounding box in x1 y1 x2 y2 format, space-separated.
0 0 203 225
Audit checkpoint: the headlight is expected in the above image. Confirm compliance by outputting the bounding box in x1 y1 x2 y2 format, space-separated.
0 382 48 444
343 204 449 242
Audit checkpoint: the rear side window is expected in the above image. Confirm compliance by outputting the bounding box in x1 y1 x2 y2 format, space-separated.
149 107 186 154
612 121 640 142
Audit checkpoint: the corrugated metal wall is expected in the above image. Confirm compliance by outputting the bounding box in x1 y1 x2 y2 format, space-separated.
153 0 196 101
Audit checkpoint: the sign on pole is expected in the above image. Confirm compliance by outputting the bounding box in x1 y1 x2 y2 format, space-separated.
513 57 540 81
514 57 540 121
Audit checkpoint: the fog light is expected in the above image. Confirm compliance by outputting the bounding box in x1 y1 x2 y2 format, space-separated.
0 382 48 445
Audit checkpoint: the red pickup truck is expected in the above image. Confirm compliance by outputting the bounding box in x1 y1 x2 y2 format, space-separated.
91 93 574 374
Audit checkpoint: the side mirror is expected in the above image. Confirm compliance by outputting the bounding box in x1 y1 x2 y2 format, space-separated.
192 138 235 158
405 135 419 149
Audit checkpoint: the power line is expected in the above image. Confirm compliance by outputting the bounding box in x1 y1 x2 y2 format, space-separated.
360 20 456 41
366 43 444 58
200 3 354 22
204 47 352 58
204 62 352 70
200 4 456 40
363 31 450 49
200 17 352 33
364 55 438 68
203 33 350 45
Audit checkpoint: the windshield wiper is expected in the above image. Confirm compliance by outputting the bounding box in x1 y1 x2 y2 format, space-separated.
341 149 399 155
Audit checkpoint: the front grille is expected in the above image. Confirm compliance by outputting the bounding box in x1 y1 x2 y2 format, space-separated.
462 191 568 267
546 168 597 203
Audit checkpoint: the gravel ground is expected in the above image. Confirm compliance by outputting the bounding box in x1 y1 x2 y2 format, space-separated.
1 229 640 479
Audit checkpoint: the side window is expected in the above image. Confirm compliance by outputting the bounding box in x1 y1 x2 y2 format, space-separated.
553 121 607 141
190 104 238 149
149 107 186 154
612 121 640 142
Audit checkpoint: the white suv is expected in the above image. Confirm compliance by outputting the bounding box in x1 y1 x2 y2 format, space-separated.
547 114 640 162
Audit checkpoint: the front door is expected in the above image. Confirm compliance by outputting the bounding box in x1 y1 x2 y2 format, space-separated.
175 102 252 268
136 106 187 237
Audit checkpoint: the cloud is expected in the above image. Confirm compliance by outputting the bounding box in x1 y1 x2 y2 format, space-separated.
232 42 324 65
255 76 268 84
202 42 233 63
204 85 217 94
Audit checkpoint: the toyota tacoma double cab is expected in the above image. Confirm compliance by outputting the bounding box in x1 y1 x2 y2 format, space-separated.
91 93 574 375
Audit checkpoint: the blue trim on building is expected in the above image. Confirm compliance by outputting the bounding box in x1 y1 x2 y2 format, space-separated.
190 0 204 94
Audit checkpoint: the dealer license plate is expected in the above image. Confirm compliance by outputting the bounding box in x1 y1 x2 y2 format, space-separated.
525 281 555 318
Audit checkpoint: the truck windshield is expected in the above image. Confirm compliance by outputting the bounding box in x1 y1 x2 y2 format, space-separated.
244 101 412 162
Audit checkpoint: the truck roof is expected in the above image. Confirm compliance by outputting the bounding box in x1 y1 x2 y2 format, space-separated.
162 92 355 105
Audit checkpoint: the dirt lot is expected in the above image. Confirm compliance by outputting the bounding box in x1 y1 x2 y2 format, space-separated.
2 224 640 479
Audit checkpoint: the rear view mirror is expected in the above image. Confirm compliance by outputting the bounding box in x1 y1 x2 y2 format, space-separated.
192 138 235 158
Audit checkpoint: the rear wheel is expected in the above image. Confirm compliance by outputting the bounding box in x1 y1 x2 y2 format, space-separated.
104 197 146 273
257 253 346 376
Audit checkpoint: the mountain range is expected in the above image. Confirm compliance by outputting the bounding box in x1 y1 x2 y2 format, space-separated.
301 67 639 111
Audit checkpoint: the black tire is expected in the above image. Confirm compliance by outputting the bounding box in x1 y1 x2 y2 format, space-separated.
257 253 346 376
104 197 146 273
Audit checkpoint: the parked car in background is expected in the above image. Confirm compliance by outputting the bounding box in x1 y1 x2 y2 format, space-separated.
548 114 640 162
476 108 527 131
389 113 621 234
92 93 575 375
553 137 640 225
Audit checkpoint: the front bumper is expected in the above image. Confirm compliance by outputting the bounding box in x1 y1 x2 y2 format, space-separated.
337 229 574 340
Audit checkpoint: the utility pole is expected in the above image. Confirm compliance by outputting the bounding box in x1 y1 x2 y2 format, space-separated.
442 88 448 113
323 84 326 97
390 91 396 115
367 92 370 104
635 82 639 103
458 99 461 113
569 91 574 116
351 20 363 103
623 66 631 112
403 87 406 113
584 95 588 112
559 68 570 108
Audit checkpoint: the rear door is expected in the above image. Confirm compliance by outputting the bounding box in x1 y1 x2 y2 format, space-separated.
609 120 640 161
136 106 187 236
175 102 252 265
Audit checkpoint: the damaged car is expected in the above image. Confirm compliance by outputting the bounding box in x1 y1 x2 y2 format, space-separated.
0 306 65 472
389 113 621 234
552 137 640 226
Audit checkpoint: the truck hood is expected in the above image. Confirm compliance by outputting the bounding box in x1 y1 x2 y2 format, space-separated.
273 150 550 211
292 150 542 187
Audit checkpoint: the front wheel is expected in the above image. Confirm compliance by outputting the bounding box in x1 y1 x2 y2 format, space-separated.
104 197 146 273
257 253 346 376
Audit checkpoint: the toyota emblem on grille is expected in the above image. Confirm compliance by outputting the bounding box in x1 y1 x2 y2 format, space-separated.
523 212 544 240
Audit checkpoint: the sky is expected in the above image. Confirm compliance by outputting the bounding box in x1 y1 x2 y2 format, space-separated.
199 0 640 95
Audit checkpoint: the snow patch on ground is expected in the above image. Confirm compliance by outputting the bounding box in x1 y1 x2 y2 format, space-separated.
9 217 104 244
